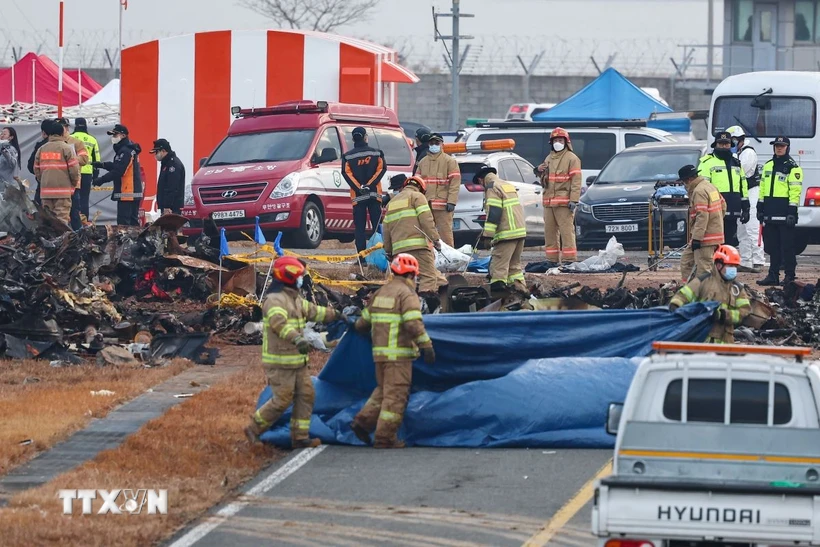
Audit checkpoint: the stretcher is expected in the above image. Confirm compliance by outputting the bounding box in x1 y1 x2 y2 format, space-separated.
647 181 689 271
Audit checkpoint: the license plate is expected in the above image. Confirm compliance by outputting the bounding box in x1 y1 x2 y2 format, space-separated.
605 224 638 233
212 210 245 220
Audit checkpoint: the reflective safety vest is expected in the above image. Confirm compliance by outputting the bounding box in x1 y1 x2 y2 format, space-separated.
670 272 751 344
382 185 440 255
73 131 100 175
261 286 337 367
760 157 803 223
482 173 526 242
357 276 432 362
698 154 748 216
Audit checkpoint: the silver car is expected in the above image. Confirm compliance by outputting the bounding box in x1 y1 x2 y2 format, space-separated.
451 151 544 246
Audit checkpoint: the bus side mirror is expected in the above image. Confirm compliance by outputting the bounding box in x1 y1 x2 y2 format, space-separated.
606 403 623 435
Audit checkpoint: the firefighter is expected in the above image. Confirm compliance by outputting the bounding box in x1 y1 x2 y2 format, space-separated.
341 126 387 256
536 127 582 263
350 253 435 448
679 164 726 281
416 133 461 247
33 120 80 224
698 131 749 248
151 138 186 215
473 166 528 296
669 244 751 344
757 136 803 286
726 126 764 272
72 118 100 227
245 257 338 448
412 127 431 175
56 118 90 230
383 174 447 296
93 124 144 226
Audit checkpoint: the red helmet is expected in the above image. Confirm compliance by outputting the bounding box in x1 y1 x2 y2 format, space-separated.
390 253 419 276
550 127 571 142
404 175 427 193
713 244 741 266
273 256 306 285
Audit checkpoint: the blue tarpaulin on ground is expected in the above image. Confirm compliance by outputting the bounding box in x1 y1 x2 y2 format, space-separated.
258 303 717 448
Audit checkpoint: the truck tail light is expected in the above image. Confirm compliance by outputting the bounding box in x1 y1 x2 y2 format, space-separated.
465 182 484 192
605 540 654 547
805 187 820 206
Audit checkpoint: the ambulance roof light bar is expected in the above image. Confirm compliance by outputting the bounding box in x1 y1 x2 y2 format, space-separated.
232 101 330 118
443 139 516 155
652 341 811 362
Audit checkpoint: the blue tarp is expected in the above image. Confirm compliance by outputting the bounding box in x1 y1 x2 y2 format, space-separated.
258 303 717 448
647 118 692 134
532 68 672 122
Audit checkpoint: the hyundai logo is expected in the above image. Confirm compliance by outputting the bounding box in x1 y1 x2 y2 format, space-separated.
618 198 628 202
222 190 238 198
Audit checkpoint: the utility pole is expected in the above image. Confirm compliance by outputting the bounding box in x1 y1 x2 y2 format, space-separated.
433 0 473 130
706 0 714 83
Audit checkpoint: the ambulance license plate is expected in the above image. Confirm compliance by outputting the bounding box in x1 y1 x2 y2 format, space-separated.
212 210 245 220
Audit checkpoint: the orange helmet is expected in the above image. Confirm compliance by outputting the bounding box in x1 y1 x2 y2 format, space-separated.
404 175 427 193
713 244 741 266
390 253 419 276
272 256 306 285
550 127 571 142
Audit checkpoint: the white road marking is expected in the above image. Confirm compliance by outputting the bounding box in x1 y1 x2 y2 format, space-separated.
168 445 327 547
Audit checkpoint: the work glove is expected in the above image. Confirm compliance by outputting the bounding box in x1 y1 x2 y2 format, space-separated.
92 161 104 169
478 237 492 250
342 312 358 327
740 204 750 224
568 201 578 212
445 203 456 213
787 205 799 228
421 346 436 365
691 239 701 251
294 336 311 355
756 203 765 223
668 302 679 312
713 308 727 324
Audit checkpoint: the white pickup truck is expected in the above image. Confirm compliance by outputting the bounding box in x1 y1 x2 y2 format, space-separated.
592 341 820 547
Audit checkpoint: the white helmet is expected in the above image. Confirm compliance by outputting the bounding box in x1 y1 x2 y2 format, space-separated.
726 125 745 139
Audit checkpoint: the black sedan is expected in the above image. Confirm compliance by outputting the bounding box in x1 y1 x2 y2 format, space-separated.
575 141 708 250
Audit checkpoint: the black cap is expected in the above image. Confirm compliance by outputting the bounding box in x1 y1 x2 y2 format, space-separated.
40 118 53 132
770 136 791 146
414 127 431 142
45 120 64 137
352 126 367 140
107 123 129 136
678 164 699 181
74 117 88 130
151 138 172 153
473 166 497 183
427 133 444 144
389 174 407 190
713 131 731 145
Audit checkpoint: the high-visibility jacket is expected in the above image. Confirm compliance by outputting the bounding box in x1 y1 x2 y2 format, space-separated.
341 144 386 204
261 285 337 368
538 148 582 207
72 131 100 175
698 153 748 215
482 173 526 243
759 156 803 224
356 276 432 362
383 184 440 255
96 139 143 202
33 136 80 199
417 151 460 210
669 272 751 344
686 176 726 246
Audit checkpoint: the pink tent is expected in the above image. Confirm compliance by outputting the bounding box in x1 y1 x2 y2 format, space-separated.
62 69 103 94
0 53 97 106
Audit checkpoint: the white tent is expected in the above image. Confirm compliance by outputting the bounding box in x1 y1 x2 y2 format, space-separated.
84 78 120 106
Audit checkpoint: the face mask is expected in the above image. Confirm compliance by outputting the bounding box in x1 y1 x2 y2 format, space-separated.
111 136 122 145
428 145 441 154
715 148 732 159
0 140 8 146
552 141 565 152
730 146 737 154
722 266 737 281
296 276 304 289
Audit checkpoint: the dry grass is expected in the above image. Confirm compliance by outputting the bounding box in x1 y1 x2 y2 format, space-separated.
0 366 284 547
0 359 191 477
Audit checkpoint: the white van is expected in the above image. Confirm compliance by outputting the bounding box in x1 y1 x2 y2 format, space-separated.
709 71 820 254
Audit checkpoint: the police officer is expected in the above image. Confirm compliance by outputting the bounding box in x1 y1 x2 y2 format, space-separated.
341 126 387 255
412 127 431 176
757 136 803 286
151 138 186 215
93 124 144 226
72 118 100 226
727 125 765 271
698 131 749 247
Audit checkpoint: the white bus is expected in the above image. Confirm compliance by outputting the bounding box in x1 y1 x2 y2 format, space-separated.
709 71 820 254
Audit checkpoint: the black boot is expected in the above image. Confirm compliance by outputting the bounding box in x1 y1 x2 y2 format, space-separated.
783 273 797 286
490 281 509 296
757 272 780 286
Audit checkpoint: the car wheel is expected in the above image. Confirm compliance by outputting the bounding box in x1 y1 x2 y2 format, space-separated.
795 232 809 256
293 201 324 249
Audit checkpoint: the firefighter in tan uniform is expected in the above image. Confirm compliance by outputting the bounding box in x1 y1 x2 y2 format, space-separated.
350 254 435 448
536 127 582 263
245 257 338 448
678 164 726 282
383 175 447 295
416 133 461 247
669 245 751 344
34 120 80 224
473 166 528 295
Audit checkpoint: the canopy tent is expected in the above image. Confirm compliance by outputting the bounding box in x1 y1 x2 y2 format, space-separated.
84 78 120 106
0 53 97 106
531 67 688 132
63 69 103 94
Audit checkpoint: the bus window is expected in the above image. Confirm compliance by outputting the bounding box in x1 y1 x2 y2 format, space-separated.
713 96 816 138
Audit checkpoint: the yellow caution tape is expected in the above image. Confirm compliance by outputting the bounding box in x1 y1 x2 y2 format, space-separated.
224 242 384 265
206 293 260 308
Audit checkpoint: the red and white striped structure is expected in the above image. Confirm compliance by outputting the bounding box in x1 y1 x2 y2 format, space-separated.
121 30 419 204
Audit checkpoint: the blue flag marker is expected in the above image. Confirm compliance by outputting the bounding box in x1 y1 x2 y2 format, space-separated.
219 227 230 258
254 216 266 245
274 231 284 257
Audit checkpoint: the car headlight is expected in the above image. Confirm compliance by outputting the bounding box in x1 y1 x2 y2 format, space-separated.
579 202 592 214
270 172 300 199
184 183 194 206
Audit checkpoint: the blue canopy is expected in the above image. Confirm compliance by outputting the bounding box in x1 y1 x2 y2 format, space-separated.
533 67 672 122
258 303 717 449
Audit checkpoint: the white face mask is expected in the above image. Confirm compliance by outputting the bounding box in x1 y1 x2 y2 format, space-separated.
552 141 565 152
296 276 304 289
111 135 123 145
429 144 441 154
